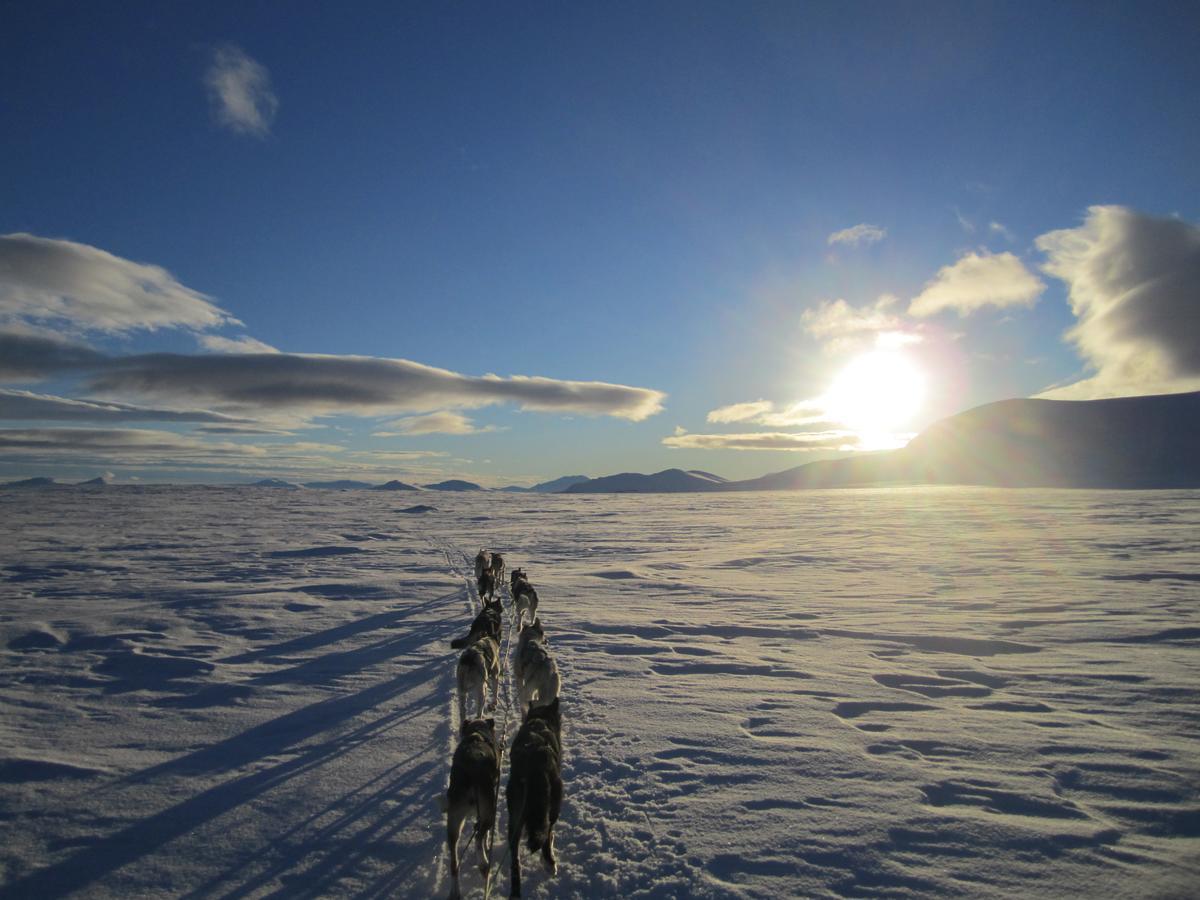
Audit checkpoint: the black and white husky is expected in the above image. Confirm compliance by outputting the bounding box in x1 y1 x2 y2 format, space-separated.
457 633 500 722
513 618 560 718
510 568 539 628
506 698 563 898
446 717 500 900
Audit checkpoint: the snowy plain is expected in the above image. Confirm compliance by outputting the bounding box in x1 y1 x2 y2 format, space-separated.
0 486 1197 899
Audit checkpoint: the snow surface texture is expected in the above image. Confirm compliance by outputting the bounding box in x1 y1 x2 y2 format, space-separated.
1 486 1198 898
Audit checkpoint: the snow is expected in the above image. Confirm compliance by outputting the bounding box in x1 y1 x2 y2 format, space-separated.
1 486 1198 898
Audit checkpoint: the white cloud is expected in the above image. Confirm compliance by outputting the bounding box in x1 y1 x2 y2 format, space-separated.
0 233 234 334
204 45 278 138
373 411 498 436
199 334 279 354
827 223 887 247
801 295 919 354
908 251 1044 317
988 221 1015 242
1035 206 1200 399
706 400 773 424
663 431 859 451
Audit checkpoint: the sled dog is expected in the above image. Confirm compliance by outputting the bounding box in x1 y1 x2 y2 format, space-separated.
477 569 496 601
450 598 502 650
513 618 560 717
457 633 500 721
510 569 539 628
506 698 563 898
474 549 491 581
488 551 506 587
446 717 500 900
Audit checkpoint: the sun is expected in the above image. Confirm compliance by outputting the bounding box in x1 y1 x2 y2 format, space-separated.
822 350 927 440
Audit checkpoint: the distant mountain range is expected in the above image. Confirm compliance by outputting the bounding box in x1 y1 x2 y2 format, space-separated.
567 391 1200 493
6 392 1197 493
498 475 591 493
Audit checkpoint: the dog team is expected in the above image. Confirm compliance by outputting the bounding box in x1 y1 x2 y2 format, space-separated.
447 549 564 899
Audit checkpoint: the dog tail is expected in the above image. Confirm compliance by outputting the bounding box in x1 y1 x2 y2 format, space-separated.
524 769 553 852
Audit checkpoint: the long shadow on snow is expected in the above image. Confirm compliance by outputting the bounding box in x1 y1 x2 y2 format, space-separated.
221 589 458 665
0 618 453 898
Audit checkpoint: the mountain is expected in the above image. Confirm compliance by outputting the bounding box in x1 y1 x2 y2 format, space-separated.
496 475 591 493
533 475 591 493
303 480 374 490
371 480 420 491
249 478 302 489
75 476 110 487
0 476 57 488
687 470 728 484
566 468 725 494
423 479 484 492
571 392 1200 493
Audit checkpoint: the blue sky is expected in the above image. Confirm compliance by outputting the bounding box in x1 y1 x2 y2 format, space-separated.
2 1 1198 485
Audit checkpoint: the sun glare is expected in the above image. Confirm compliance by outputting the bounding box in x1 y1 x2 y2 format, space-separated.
822 350 927 440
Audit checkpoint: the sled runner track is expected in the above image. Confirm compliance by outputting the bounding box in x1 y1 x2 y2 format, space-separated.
440 541 519 898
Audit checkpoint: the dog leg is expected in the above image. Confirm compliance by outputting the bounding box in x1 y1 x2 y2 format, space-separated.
447 795 468 900
544 774 562 874
507 779 525 897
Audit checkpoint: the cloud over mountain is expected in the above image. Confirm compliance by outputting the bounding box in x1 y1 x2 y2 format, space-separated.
1036 206 1200 399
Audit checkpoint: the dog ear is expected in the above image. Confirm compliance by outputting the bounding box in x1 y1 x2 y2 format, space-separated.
485 717 495 731
533 617 541 628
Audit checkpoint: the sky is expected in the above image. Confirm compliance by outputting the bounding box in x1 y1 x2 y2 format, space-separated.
2 1 1198 486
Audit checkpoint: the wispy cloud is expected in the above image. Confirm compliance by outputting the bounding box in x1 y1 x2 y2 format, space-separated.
373 411 499 436
0 428 267 456
0 233 234 334
908 251 1044 317
827 223 886 247
204 45 278 138
706 400 773 424
988 221 1015 242
802 295 914 350
663 431 858 451
0 389 254 425
1036 206 1200 399
199 334 279 354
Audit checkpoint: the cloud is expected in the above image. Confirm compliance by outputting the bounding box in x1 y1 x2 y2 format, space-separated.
1035 206 1200 399
908 251 1044 317
827 224 887 247
0 428 267 456
205 45 278 138
0 234 233 334
988 221 1015 242
84 352 665 421
373 411 498 436
0 331 665 425
199 334 279 354
801 295 919 354
0 388 255 425
707 400 773 424
0 329 106 379
663 431 859 451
